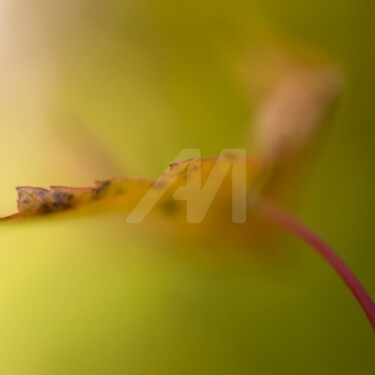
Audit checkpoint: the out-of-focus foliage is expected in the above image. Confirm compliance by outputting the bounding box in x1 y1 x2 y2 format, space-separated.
0 0 374 374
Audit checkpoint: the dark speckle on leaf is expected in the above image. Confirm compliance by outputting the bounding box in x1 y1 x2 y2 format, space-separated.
93 180 111 198
53 191 73 202
161 199 179 215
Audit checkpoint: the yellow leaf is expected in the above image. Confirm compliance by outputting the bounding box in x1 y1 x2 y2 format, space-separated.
1 154 267 226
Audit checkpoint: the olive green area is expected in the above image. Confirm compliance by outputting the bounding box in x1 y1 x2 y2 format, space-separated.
0 1 374 374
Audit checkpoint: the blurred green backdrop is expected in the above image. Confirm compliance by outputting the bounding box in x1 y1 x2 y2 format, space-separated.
0 0 374 374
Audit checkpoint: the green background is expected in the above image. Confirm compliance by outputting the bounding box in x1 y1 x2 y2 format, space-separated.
0 0 374 373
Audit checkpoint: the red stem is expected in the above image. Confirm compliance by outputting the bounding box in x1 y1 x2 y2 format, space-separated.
258 201 375 332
